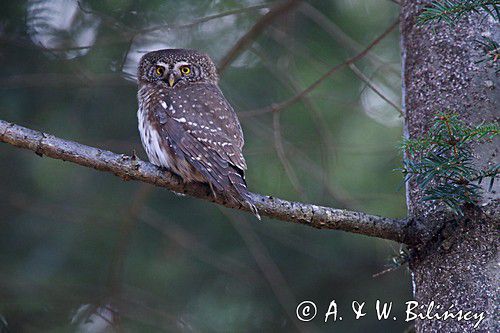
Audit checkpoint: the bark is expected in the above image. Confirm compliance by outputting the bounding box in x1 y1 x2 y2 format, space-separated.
400 1 499 332
0 119 419 244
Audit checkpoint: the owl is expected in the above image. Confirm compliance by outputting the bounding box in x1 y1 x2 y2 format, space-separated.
137 49 259 218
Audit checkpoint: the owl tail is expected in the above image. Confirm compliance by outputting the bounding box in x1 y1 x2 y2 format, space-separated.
228 171 261 220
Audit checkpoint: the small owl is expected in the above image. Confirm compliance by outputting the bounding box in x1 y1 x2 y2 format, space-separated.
137 49 259 218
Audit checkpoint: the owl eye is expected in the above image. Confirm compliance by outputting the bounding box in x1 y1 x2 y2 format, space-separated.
155 66 165 76
180 66 191 75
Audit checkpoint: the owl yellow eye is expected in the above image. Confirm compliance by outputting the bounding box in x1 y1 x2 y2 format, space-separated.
180 66 191 75
155 66 164 76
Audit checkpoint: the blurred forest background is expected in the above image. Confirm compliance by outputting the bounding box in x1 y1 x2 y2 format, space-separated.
0 0 410 332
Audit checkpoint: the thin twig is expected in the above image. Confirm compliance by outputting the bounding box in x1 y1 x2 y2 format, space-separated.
0 73 132 89
348 63 404 116
4 4 272 53
138 3 272 34
221 210 311 333
0 119 420 244
4 188 261 285
140 207 261 284
77 1 133 36
300 3 399 74
264 27 402 120
251 45 338 190
106 185 152 297
243 117 362 209
218 0 301 73
272 111 307 199
240 20 399 117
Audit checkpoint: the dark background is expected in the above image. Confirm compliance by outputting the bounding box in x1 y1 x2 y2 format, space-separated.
0 0 410 332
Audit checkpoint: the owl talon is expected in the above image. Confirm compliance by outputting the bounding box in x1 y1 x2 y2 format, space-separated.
208 182 217 199
248 202 261 220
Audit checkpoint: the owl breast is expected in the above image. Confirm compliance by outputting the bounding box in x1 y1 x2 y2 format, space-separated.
137 98 205 183
137 105 172 167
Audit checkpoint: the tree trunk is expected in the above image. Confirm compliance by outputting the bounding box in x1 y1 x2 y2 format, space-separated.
400 1 498 332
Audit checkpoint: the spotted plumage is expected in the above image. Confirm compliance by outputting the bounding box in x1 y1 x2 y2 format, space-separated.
137 49 259 218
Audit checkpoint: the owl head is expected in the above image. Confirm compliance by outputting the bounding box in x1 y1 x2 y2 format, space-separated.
138 48 218 88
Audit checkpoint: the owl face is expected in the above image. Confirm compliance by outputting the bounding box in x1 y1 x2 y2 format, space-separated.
138 49 218 88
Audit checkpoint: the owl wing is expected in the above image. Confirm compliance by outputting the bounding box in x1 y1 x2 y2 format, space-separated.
168 83 247 171
154 83 248 194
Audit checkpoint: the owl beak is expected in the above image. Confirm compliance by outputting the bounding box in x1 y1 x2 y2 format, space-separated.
167 72 177 87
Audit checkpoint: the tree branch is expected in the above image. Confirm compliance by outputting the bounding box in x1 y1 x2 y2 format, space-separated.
217 0 300 73
138 3 272 34
240 20 399 117
0 119 420 244
348 63 404 116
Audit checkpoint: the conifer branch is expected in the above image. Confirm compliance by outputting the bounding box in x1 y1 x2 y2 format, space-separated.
401 112 499 215
476 36 500 72
417 0 500 26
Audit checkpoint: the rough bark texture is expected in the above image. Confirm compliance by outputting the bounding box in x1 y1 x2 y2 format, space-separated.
0 119 418 244
401 1 499 332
